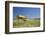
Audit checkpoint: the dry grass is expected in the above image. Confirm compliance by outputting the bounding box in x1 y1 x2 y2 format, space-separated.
13 19 40 28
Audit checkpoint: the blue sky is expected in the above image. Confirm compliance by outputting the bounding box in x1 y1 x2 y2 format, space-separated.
13 7 40 19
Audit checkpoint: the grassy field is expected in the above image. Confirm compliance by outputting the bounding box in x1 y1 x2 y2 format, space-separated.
13 19 40 28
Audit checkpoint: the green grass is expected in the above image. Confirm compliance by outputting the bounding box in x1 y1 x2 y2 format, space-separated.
13 19 40 28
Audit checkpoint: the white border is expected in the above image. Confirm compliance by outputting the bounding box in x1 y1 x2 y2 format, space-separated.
9 3 43 32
